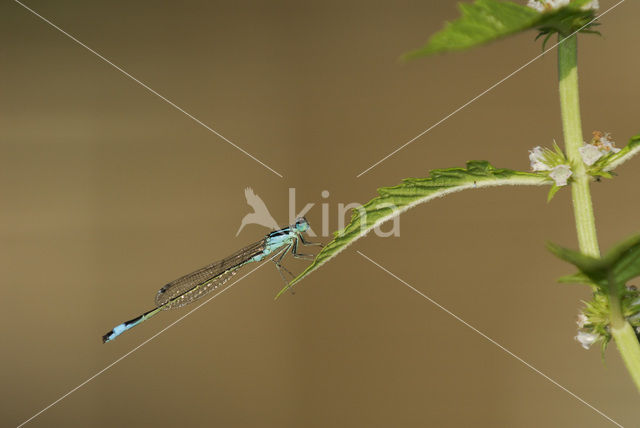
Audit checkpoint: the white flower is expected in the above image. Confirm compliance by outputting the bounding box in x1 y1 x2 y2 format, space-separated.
527 0 569 11
527 0 544 11
549 164 572 186
529 146 550 171
598 134 621 154
575 330 599 349
577 313 588 328
579 144 603 166
579 132 621 166
587 0 599 10
527 0 598 12
527 0 546 11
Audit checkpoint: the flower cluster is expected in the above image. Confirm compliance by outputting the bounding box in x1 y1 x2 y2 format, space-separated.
574 287 640 352
529 131 621 188
526 0 599 12
578 131 620 166
528 145 573 186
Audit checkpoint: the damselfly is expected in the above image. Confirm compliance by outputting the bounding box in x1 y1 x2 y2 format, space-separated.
102 217 320 343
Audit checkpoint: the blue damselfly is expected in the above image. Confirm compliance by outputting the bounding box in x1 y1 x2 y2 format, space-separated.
102 217 319 343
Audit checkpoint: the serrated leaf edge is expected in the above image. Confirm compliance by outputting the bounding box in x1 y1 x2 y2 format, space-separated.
276 170 548 298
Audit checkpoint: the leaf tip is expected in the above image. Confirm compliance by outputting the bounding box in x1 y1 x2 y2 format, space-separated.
274 285 289 300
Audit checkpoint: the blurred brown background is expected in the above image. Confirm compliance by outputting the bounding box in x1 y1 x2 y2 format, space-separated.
2 1 639 426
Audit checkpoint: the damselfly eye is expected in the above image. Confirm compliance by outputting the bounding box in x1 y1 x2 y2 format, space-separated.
295 217 309 231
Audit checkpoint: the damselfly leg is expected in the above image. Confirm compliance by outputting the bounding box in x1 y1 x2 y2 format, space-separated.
272 231 321 294
272 243 297 294
299 234 323 247
290 235 318 260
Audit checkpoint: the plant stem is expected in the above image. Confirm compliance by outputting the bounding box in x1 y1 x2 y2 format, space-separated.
612 323 640 390
557 35 599 258
558 34 640 392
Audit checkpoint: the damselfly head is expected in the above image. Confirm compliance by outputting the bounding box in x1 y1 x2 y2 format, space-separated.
294 217 310 232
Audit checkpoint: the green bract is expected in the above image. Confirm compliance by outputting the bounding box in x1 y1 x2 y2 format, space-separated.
403 0 597 59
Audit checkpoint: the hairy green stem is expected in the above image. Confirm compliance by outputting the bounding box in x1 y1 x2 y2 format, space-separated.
558 35 599 258
612 323 640 390
558 34 640 392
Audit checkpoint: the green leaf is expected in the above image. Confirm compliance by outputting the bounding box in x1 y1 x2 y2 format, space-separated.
604 235 640 287
403 0 597 59
549 234 640 294
547 242 606 283
276 161 548 298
